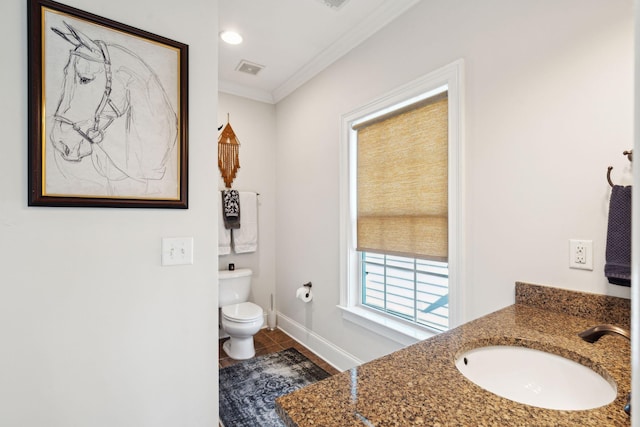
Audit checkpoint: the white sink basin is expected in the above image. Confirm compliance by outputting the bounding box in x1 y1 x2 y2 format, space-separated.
455 345 616 410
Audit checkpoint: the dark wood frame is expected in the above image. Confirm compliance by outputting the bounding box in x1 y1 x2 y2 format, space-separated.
28 0 188 208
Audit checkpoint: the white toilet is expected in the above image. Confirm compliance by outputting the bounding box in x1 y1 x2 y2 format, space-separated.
219 268 264 360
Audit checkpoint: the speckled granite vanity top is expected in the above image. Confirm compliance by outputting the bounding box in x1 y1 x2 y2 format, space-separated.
276 283 631 426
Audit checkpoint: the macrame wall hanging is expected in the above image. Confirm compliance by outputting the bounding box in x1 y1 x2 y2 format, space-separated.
218 114 241 188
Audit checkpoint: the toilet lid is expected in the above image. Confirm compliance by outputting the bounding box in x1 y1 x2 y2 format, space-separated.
222 302 263 322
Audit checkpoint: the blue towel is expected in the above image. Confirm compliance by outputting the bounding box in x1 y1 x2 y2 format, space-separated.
605 185 632 286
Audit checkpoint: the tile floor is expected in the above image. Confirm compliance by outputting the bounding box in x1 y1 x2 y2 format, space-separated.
218 328 340 375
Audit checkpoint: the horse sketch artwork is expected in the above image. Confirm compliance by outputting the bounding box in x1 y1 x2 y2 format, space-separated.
33 4 187 205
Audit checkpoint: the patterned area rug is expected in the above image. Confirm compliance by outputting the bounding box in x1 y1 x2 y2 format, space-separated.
219 348 330 427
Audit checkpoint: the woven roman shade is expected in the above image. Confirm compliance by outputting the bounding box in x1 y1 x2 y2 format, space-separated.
356 93 448 261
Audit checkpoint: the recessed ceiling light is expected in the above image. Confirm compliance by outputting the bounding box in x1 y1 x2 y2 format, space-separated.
220 31 243 45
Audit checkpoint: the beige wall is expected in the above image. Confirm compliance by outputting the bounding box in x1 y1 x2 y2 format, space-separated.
0 0 219 425
217 93 277 317
274 0 633 363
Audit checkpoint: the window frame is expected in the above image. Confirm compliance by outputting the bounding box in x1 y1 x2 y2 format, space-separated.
338 60 466 345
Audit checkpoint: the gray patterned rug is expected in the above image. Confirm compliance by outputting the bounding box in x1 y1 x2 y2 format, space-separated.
219 347 330 427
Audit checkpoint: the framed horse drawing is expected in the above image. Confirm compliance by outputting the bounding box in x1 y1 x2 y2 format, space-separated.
28 0 188 208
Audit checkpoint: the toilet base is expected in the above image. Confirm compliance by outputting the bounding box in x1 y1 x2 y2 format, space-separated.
218 325 230 339
223 335 256 360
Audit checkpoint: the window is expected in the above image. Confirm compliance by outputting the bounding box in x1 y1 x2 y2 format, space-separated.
339 60 464 344
362 253 449 332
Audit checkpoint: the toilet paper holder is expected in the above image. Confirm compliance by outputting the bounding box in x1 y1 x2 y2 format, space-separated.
302 282 312 298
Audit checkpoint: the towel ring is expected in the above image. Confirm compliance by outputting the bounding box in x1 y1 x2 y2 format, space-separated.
607 149 633 188
607 166 615 188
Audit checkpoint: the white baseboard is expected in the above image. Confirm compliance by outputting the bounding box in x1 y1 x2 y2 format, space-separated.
275 312 362 372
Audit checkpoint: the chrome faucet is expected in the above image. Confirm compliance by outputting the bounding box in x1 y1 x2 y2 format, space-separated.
578 324 631 416
578 324 630 343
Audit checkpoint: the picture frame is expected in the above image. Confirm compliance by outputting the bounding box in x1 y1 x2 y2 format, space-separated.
28 0 188 208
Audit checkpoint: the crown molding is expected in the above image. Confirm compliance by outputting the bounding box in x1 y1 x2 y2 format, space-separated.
271 0 420 103
218 80 276 104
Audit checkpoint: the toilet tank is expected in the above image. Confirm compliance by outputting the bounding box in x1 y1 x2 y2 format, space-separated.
218 268 253 307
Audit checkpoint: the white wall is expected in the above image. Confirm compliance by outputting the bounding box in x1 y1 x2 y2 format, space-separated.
218 93 277 316
0 0 219 426
275 0 633 363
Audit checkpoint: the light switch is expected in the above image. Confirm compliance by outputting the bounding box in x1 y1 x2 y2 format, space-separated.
162 237 193 266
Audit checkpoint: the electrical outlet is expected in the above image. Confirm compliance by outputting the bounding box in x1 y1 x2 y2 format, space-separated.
575 242 586 264
569 239 593 270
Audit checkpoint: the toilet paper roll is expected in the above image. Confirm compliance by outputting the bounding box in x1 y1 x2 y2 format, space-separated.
296 286 313 303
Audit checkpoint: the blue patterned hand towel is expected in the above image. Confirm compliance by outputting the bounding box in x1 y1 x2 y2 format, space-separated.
605 185 632 286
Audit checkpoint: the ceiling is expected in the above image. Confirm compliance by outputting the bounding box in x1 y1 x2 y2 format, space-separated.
218 0 419 104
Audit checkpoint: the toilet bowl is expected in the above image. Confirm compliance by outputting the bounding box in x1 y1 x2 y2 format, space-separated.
221 302 264 359
218 268 264 360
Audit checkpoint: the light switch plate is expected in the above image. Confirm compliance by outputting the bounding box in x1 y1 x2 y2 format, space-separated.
162 237 193 266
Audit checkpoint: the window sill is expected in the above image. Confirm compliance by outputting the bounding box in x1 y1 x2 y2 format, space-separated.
338 305 437 346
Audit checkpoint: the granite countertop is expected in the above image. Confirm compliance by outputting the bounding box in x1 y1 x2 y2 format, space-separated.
276 283 631 426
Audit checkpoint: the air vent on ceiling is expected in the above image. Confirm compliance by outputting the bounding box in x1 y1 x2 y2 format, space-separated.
236 60 264 76
316 0 350 10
